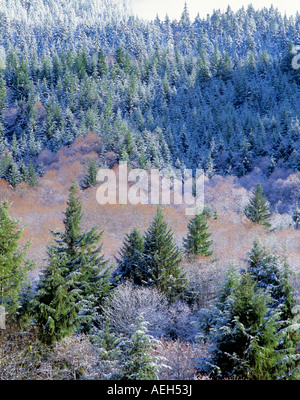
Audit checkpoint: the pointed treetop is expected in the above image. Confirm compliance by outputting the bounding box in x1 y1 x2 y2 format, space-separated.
244 183 272 227
180 1 191 26
63 183 83 241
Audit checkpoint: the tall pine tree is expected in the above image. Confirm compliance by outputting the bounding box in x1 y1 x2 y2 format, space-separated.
246 238 298 327
0 201 33 316
114 228 144 284
198 270 300 379
33 248 82 345
244 183 272 227
183 212 213 257
81 158 99 189
33 184 112 341
138 207 187 303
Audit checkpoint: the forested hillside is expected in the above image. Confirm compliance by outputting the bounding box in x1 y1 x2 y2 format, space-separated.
1 0 300 383
0 0 300 186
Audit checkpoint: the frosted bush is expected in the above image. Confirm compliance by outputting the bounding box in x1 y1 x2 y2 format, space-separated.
100 281 198 341
166 301 198 342
100 282 170 339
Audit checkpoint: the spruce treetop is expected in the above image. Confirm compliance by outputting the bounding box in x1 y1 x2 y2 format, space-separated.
244 183 272 227
140 207 187 302
183 212 213 257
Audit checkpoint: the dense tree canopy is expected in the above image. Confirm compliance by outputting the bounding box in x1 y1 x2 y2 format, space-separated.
0 1 299 187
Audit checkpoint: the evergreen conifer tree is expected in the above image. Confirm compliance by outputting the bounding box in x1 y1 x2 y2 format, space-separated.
139 207 187 303
114 228 144 284
76 224 112 332
33 248 82 344
183 212 213 257
6 162 21 189
53 184 83 261
267 154 276 177
0 201 33 316
90 316 123 378
81 158 99 189
98 48 108 77
246 239 300 375
247 239 297 321
244 183 272 227
27 163 38 187
34 184 112 339
0 73 6 118
198 270 300 379
113 314 162 380
197 49 211 82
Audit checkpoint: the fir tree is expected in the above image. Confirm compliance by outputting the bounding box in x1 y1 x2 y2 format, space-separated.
246 239 297 321
0 201 33 316
225 274 284 380
81 158 99 189
197 49 211 82
114 228 144 284
198 270 300 379
112 314 162 380
138 148 148 169
63 185 112 328
0 151 13 179
33 248 82 345
183 212 213 257
267 154 276 177
6 162 21 189
16 56 30 101
0 73 6 118
115 45 126 70
53 184 83 261
90 315 123 379
27 163 38 187
246 240 300 372
139 207 187 303
244 183 272 227
76 224 112 332
98 48 108 77
34 184 112 338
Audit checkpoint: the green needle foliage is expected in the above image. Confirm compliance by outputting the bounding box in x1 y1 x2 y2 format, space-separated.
244 183 272 227
139 207 187 303
33 184 112 343
198 270 300 379
246 238 300 363
114 228 144 284
81 158 99 189
112 314 162 380
247 239 296 317
0 201 34 316
114 208 187 303
33 249 82 345
183 212 213 257
90 316 123 379
198 241 300 380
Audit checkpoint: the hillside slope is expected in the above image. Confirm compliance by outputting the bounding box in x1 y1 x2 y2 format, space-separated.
1 132 299 290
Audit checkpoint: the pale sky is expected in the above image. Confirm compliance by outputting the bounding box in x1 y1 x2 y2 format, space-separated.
130 0 299 20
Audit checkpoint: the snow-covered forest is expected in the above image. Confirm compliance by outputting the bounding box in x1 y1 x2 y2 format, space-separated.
0 0 300 185
1 0 300 382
